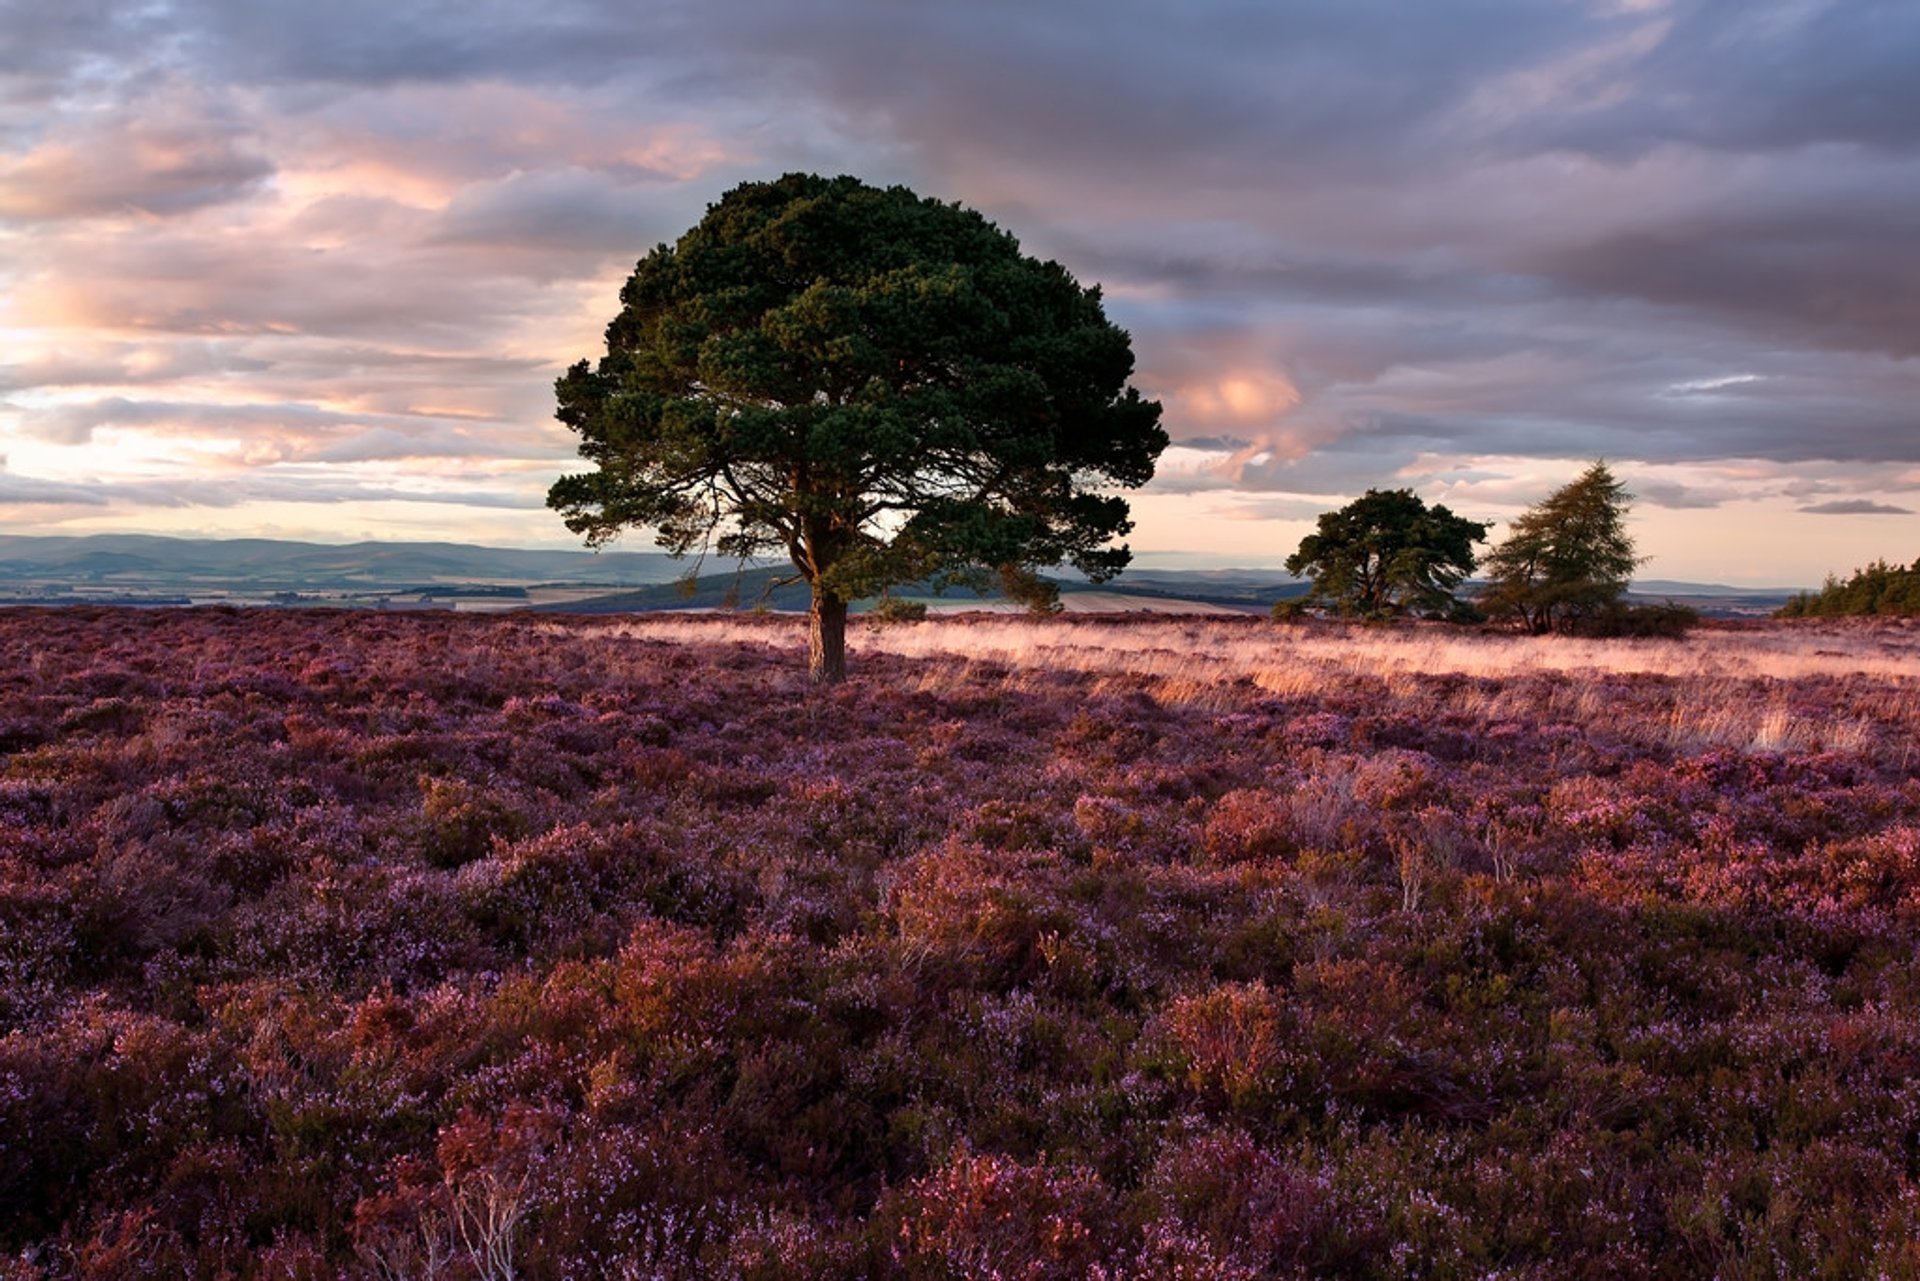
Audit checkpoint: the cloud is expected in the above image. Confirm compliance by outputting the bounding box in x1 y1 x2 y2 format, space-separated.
0 0 177 99
0 342 269 392
1632 479 1737 511
432 167 681 260
1219 497 1348 523
1545 0 1920 158
172 0 671 88
0 475 114 507
1 0 1917 577
0 471 539 512
1527 185 1920 359
1799 500 1915 516
12 395 572 463
0 81 273 220
716 0 1595 187
0 447 545 512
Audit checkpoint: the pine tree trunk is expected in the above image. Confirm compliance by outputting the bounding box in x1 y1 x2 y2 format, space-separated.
808 585 848 684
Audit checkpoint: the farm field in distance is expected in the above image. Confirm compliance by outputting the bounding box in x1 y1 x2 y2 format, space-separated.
4 607 1920 1277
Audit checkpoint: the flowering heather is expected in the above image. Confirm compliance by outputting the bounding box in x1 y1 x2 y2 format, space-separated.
3 607 1920 1277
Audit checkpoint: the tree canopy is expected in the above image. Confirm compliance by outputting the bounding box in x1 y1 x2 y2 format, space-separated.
1478 461 1641 632
548 173 1166 681
1282 488 1489 619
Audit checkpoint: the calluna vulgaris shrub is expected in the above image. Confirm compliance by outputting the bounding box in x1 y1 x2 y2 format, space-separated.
0 606 1918 1277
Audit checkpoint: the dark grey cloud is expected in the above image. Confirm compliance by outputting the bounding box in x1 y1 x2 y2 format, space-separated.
0 448 536 513
718 0 1598 184
1551 0 1920 158
1800 500 1915 516
1528 192 1920 359
171 0 635 87
0 0 177 92
432 168 675 259
1631 479 1739 511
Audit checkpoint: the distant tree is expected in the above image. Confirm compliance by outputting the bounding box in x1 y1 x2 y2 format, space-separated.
1478 461 1641 633
1281 489 1489 619
547 173 1166 682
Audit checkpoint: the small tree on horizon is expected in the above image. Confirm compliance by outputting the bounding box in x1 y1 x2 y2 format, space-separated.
1478 461 1642 633
546 173 1166 682
1282 488 1489 620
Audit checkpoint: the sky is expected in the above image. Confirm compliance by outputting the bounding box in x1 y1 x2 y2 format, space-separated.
2 0 1917 586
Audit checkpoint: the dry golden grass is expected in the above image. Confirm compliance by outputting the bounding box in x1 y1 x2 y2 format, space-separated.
552 613 1920 759
566 612 1920 679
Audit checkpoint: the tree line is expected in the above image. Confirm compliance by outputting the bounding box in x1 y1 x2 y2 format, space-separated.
1779 560 1920 618
1278 461 1690 635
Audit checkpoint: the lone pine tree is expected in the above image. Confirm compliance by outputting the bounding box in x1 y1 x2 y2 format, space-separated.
548 173 1166 681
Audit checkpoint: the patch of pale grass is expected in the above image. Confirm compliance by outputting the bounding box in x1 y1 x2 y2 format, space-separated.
858 616 1920 686
556 614 1920 686
1661 693 1882 757
550 614 1920 755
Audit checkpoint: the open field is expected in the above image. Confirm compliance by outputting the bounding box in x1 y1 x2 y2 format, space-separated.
4 608 1920 1277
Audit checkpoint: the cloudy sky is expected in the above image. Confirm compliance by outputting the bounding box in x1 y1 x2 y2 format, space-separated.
3 0 1916 584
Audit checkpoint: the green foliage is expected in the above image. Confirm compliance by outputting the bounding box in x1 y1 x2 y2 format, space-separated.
547 172 1166 680
1479 461 1642 633
994 564 1064 615
867 594 929 624
1283 489 1489 619
1779 558 1920 617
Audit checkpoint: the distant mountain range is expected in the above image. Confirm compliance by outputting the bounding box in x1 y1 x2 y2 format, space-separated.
0 534 684 592
0 533 1805 615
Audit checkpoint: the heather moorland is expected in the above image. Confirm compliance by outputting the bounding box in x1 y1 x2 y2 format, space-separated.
4 607 1920 1278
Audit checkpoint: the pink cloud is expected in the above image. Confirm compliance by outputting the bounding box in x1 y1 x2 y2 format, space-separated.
0 83 272 220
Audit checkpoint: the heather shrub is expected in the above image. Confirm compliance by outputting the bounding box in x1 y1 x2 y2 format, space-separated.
417 775 532 868
964 796 1083 855
1140 1132 1351 1275
888 841 1079 989
882 1147 1117 1279
455 822 640 959
1201 789 1295 865
1563 600 1700 637
0 874 74 1030
1161 982 1288 1110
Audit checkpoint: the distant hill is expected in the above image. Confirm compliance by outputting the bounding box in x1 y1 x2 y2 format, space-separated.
533 568 1019 614
1618 582 1803 618
0 534 687 592
0 534 1805 615
1066 571 1310 609
531 568 816 614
